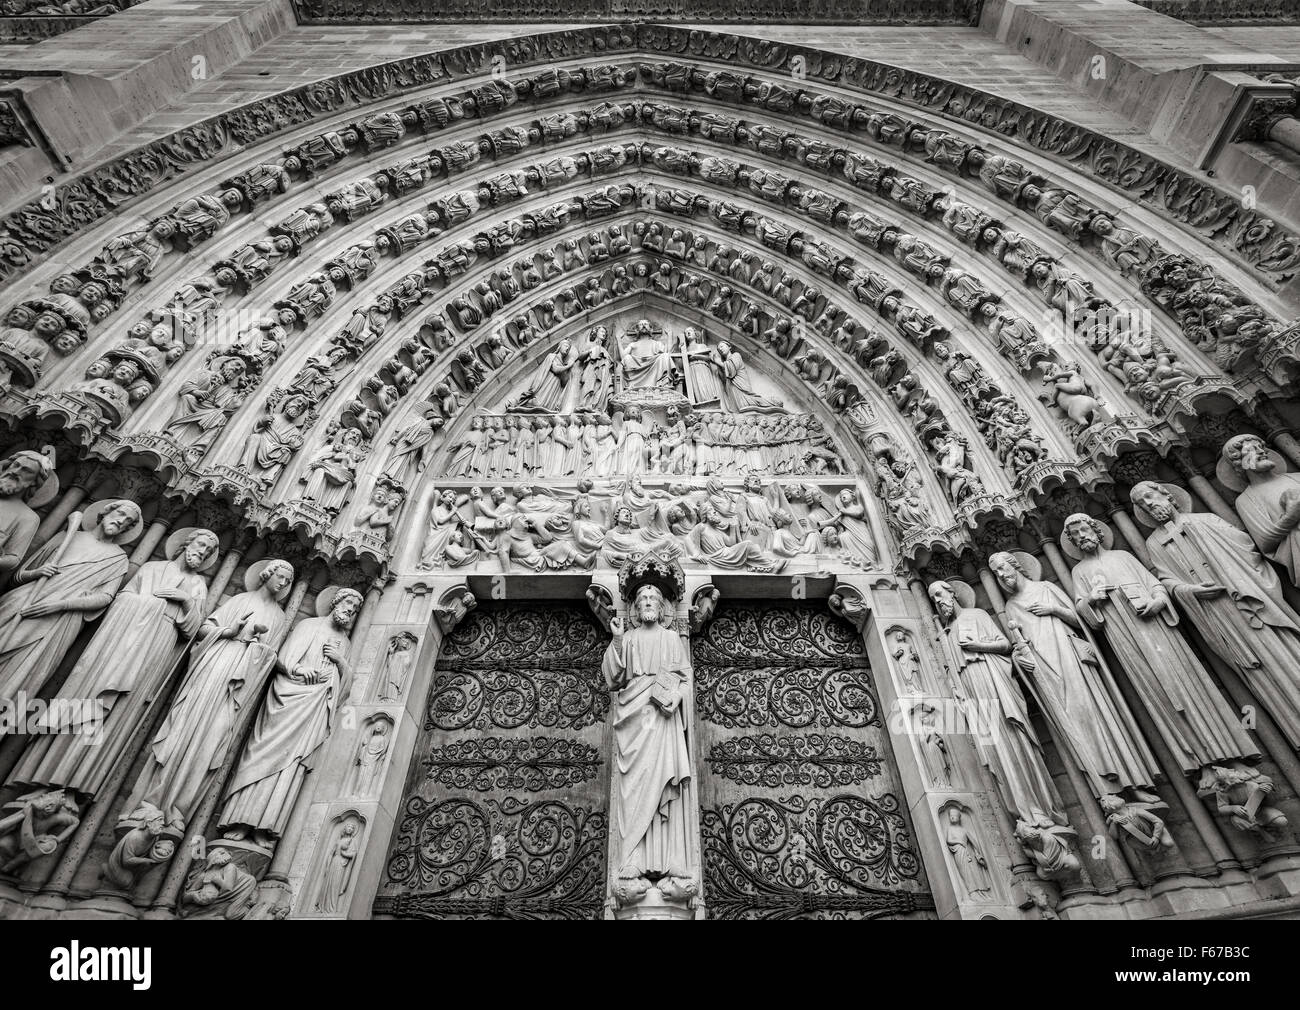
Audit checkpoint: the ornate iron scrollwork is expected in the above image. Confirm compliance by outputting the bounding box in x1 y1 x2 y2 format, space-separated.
380 796 607 920
381 605 610 919
692 603 932 918
423 736 602 791
706 733 883 788
692 605 879 729
700 794 930 920
426 606 609 731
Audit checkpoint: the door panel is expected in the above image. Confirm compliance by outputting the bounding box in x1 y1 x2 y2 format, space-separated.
375 603 610 920
692 602 934 919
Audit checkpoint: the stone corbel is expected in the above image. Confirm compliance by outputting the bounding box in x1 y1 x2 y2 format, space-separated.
827 581 870 634
688 584 720 632
585 583 615 632
432 584 476 634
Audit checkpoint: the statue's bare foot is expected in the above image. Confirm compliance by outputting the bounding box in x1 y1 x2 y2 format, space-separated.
221 827 247 841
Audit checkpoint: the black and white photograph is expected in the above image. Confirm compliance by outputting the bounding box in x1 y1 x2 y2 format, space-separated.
0 0 1292 988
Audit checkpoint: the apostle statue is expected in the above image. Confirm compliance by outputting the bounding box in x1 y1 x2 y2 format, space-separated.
0 499 141 703
1131 481 1300 749
125 559 294 834
1061 513 1261 777
13 528 219 804
1218 433 1300 587
929 580 1064 828
0 445 58 576
217 586 362 847
619 319 677 391
602 552 698 907
989 550 1161 801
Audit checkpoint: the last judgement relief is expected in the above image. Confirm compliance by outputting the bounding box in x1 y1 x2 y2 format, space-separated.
0 0 1297 928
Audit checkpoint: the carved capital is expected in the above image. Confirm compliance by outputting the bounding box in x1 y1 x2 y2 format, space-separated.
1252 399 1294 440
1166 447 1207 483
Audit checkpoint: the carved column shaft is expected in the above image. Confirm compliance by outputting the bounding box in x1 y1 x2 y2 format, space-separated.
1254 402 1300 471
206 531 255 605
1169 451 1244 530
28 464 106 556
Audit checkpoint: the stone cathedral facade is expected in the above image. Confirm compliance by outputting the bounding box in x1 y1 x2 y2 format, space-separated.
0 0 1298 922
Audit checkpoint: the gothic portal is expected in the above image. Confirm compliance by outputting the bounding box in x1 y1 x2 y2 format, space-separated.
0 0 1299 921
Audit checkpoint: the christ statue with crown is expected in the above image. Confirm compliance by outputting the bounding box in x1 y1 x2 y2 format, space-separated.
602 552 698 908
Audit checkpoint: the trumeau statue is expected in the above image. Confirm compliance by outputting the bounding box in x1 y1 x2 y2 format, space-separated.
13 528 219 803
126 559 294 833
1061 513 1261 776
1132 480 1300 748
218 586 362 847
0 498 141 703
0 445 58 576
1218 434 1300 588
929 580 1065 829
989 550 1162 801
603 553 698 910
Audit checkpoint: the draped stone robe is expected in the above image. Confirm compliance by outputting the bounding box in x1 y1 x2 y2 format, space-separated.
1145 511 1300 747
1234 470 1300 587
601 620 694 879
0 531 129 702
14 558 208 799
944 606 1063 826
1005 578 1159 796
1071 548 1260 773
130 590 286 829
218 614 349 838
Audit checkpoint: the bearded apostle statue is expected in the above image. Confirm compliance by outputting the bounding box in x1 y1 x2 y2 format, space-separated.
13 528 219 804
989 550 1162 802
0 445 59 576
929 580 1065 829
1218 434 1300 587
1060 514 1260 777
217 586 362 847
125 559 294 834
602 552 698 912
1132 481 1300 749
0 499 141 703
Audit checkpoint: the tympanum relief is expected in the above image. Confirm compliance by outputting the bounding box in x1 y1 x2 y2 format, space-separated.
413 315 881 576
